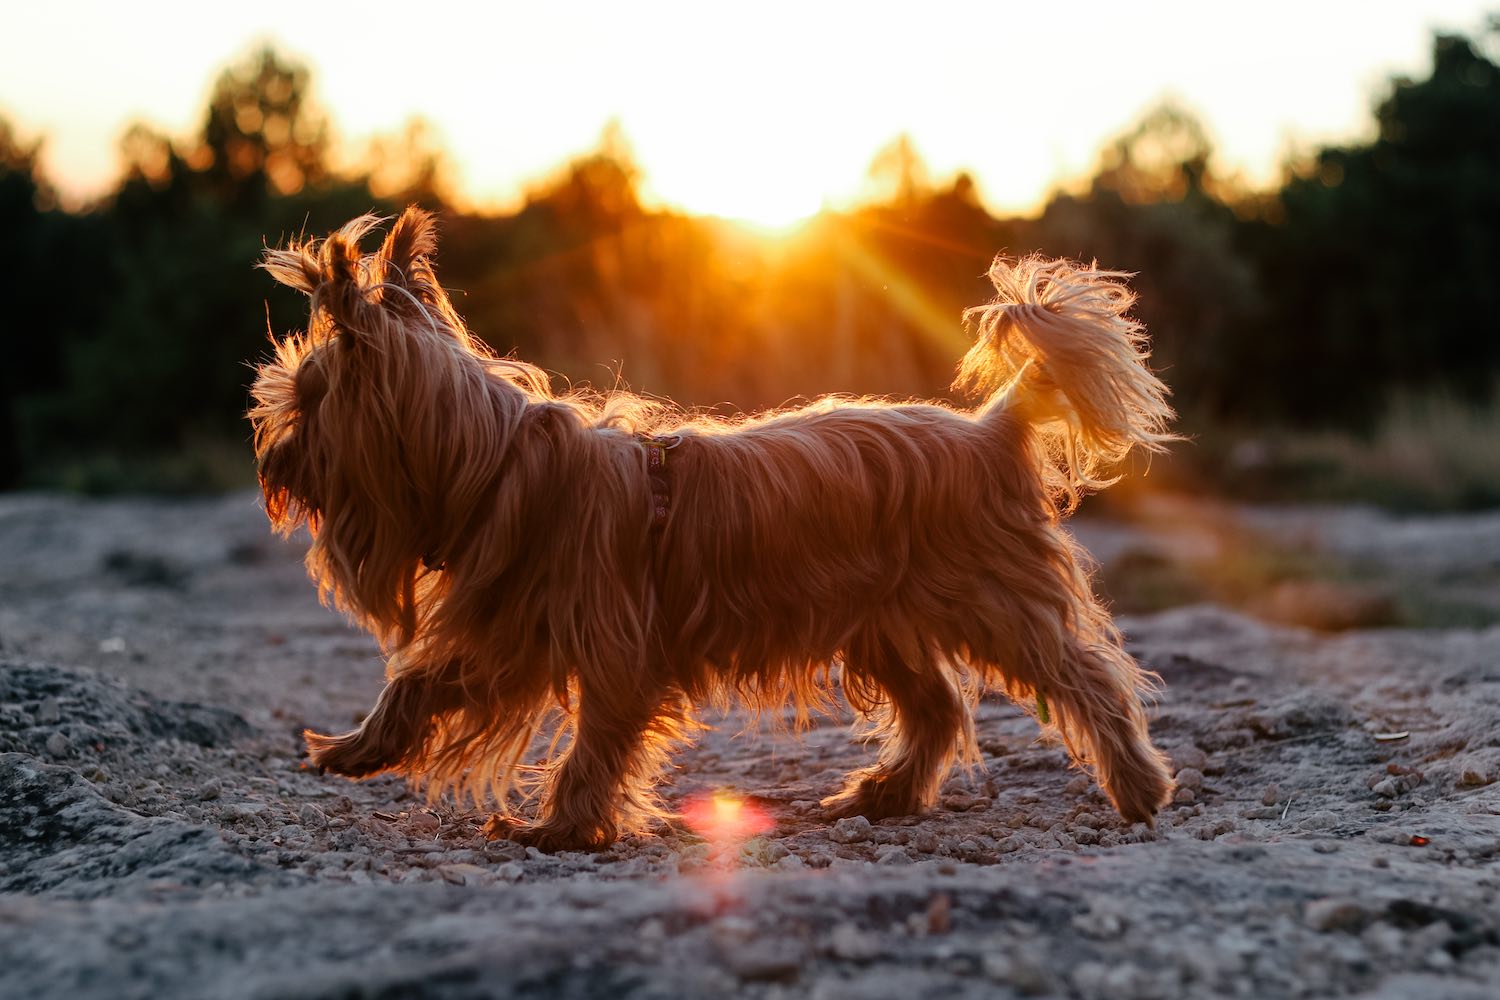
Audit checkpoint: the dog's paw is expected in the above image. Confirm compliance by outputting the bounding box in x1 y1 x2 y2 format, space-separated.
504 819 616 853
821 773 925 822
303 727 398 779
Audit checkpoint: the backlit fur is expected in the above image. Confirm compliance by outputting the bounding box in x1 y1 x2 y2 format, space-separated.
250 208 1178 850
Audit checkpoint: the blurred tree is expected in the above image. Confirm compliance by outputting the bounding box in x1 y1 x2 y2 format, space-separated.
1029 103 1261 422
1248 31 1500 424
199 45 332 203
866 133 933 208
20 46 387 489
0 119 106 487
363 116 456 206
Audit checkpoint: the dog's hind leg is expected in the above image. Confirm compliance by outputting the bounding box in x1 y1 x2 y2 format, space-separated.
304 660 465 778
822 632 970 821
963 547 1173 825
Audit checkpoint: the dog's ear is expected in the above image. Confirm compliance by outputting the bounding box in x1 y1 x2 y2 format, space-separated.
378 207 439 289
262 214 381 296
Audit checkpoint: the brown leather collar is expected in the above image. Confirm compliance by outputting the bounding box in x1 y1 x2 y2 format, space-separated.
640 434 682 531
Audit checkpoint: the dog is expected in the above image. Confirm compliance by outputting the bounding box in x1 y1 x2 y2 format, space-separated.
250 207 1177 851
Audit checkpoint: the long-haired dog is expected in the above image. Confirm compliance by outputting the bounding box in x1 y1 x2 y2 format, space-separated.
250 207 1177 851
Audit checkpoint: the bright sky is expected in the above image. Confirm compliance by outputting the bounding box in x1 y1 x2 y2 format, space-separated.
2 1 1492 223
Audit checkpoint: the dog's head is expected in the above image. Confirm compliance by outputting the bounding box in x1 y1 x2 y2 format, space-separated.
249 208 547 639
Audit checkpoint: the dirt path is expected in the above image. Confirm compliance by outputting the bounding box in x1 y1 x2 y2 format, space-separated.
2 492 1498 998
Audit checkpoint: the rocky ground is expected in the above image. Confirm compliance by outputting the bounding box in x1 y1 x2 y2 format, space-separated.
1 491 1498 999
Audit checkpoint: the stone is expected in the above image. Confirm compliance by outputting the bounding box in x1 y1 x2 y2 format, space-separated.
830 816 872 844
1304 897 1370 933
1174 767 1204 790
827 923 880 961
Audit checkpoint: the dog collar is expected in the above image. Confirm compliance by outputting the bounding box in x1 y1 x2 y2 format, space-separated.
640 434 682 531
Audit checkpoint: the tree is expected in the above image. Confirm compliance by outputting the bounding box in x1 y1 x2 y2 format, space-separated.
1251 31 1500 424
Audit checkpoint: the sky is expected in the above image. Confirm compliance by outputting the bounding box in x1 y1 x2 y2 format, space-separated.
2 1 1493 224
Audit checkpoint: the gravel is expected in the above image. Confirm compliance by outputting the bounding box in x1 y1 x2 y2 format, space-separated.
1 491 1498 998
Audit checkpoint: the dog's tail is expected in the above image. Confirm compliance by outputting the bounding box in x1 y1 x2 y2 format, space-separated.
957 255 1177 507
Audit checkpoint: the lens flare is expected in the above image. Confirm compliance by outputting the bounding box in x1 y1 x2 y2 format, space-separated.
682 790 775 852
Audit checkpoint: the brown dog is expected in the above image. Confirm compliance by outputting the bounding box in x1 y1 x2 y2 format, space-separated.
250 208 1176 851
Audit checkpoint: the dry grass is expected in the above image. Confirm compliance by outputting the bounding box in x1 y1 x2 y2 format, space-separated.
1217 389 1500 511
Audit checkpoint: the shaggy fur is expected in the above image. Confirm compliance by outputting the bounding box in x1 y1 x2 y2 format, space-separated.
249 207 1178 851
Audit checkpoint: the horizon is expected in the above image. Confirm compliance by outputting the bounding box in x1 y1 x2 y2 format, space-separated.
2 1 1494 224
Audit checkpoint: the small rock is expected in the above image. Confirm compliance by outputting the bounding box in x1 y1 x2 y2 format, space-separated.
197 779 223 801
44 732 71 757
495 862 524 883
297 803 326 828
983 952 1052 995
1064 775 1091 796
1169 746 1209 772
1305 897 1370 933
1372 778 1399 799
1299 811 1339 831
723 941 803 983
1174 767 1204 791
35 698 61 725
1072 907 1126 939
775 853 806 872
1460 766 1494 787
1261 782 1281 806
827 924 880 961
911 829 939 853
876 845 913 865
438 863 488 886
1172 786 1198 805
830 816 872 844
409 811 440 834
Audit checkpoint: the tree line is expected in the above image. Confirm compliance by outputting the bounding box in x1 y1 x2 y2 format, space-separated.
1 30 1496 491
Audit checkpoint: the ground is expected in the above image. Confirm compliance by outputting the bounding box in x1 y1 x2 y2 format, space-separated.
1 491 1498 999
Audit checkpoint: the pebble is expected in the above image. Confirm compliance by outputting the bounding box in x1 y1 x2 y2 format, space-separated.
982 952 1052 995
1372 778 1400 798
830 816 872 844
1172 787 1198 805
1169 745 1209 772
297 803 326 828
437 863 488 886
722 941 803 983
1261 782 1281 806
1072 907 1126 939
1460 765 1494 787
1304 897 1369 932
1174 767 1204 791
911 829 939 853
44 732 71 757
408 812 440 834
35 698 61 725
1064 776 1091 796
827 923 880 961
494 862 524 883
1298 811 1339 831
875 845 913 865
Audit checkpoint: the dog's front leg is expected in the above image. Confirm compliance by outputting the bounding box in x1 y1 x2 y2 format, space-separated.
502 677 670 853
304 660 463 778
